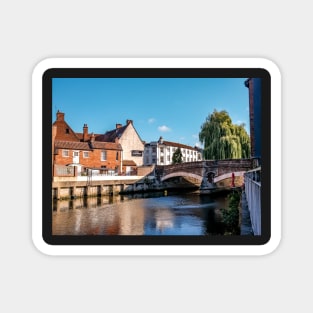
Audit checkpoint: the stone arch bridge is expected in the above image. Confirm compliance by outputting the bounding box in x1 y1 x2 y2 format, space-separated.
155 159 253 187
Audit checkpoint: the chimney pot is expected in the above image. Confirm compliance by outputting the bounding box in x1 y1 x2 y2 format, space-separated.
56 111 65 121
83 124 88 141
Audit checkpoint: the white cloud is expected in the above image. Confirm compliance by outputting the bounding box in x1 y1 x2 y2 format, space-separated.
192 134 198 139
236 120 248 127
148 118 156 124
158 125 171 132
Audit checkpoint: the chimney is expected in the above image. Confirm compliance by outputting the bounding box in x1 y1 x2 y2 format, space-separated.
90 132 95 143
52 125 57 141
126 119 133 125
83 124 88 141
116 123 122 129
56 110 64 121
52 125 57 153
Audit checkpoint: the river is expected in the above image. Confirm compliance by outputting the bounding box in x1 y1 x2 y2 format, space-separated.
52 191 231 236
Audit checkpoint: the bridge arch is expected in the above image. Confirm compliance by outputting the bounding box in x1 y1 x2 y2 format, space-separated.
214 171 246 183
161 171 203 182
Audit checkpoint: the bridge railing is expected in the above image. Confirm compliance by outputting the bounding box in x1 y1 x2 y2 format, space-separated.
244 167 261 235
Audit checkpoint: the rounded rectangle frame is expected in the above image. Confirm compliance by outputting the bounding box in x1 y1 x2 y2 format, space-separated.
32 58 281 255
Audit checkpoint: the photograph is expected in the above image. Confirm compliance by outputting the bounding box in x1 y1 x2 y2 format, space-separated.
47 69 268 244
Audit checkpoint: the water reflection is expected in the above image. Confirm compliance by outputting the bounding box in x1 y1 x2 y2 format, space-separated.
52 192 227 236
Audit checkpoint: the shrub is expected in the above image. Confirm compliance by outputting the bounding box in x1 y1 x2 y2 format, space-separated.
221 191 240 235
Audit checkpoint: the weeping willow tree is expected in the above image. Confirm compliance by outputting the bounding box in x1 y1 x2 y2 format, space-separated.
199 110 250 160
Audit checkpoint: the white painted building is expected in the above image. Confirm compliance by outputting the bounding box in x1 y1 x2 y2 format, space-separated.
96 119 145 174
143 136 202 166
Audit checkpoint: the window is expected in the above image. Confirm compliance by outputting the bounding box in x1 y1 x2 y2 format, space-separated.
167 155 170 161
66 128 69 134
101 150 107 161
116 152 119 161
83 151 89 158
160 156 164 163
62 149 69 157
160 147 164 153
152 147 156 153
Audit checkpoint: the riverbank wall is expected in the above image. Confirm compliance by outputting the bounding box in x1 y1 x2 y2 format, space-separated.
52 175 200 200
52 176 144 199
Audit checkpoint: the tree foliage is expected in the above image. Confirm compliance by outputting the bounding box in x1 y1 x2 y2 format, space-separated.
172 147 183 164
221 191 241 235
199 109 250 160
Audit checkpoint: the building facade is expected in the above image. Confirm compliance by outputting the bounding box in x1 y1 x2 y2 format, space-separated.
52 112 145 176
245 78 261 162
143 136 202 166
96 119 145 174
52 111 122 176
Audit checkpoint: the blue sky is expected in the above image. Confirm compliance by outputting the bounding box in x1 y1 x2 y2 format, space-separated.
52 78 249 147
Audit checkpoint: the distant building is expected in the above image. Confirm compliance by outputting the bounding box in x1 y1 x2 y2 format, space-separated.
96 119 145 175
144 136 202 166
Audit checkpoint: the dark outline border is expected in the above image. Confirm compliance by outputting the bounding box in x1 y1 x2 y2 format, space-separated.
43 68 271 246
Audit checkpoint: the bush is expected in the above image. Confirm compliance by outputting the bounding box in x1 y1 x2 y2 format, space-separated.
221 191 240 235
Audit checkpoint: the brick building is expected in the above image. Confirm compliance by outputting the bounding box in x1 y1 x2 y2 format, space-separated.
52 111 122 176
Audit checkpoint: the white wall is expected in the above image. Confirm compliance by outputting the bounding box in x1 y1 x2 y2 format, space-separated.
119 123 144 165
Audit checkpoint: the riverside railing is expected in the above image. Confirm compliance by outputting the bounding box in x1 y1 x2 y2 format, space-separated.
244 167 261 235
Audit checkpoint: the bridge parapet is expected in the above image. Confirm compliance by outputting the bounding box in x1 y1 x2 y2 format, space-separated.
210 159 253 177
155 159 253 185
155 161 206 181
156 159 252 177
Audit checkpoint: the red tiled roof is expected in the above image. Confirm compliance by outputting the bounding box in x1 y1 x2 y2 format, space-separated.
95 125 128 142
122 160 137 166
76 133 101 141
55 141 90 150
55 140 122 151
91 142 122 150
96 122 145 144
162 140 199 151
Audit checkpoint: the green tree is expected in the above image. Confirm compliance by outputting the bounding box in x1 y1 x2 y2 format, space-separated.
199 109 250 160
221 191 241 235
172 147 183 164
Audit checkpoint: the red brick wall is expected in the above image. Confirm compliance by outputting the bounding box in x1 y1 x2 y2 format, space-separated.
54 148 121 170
